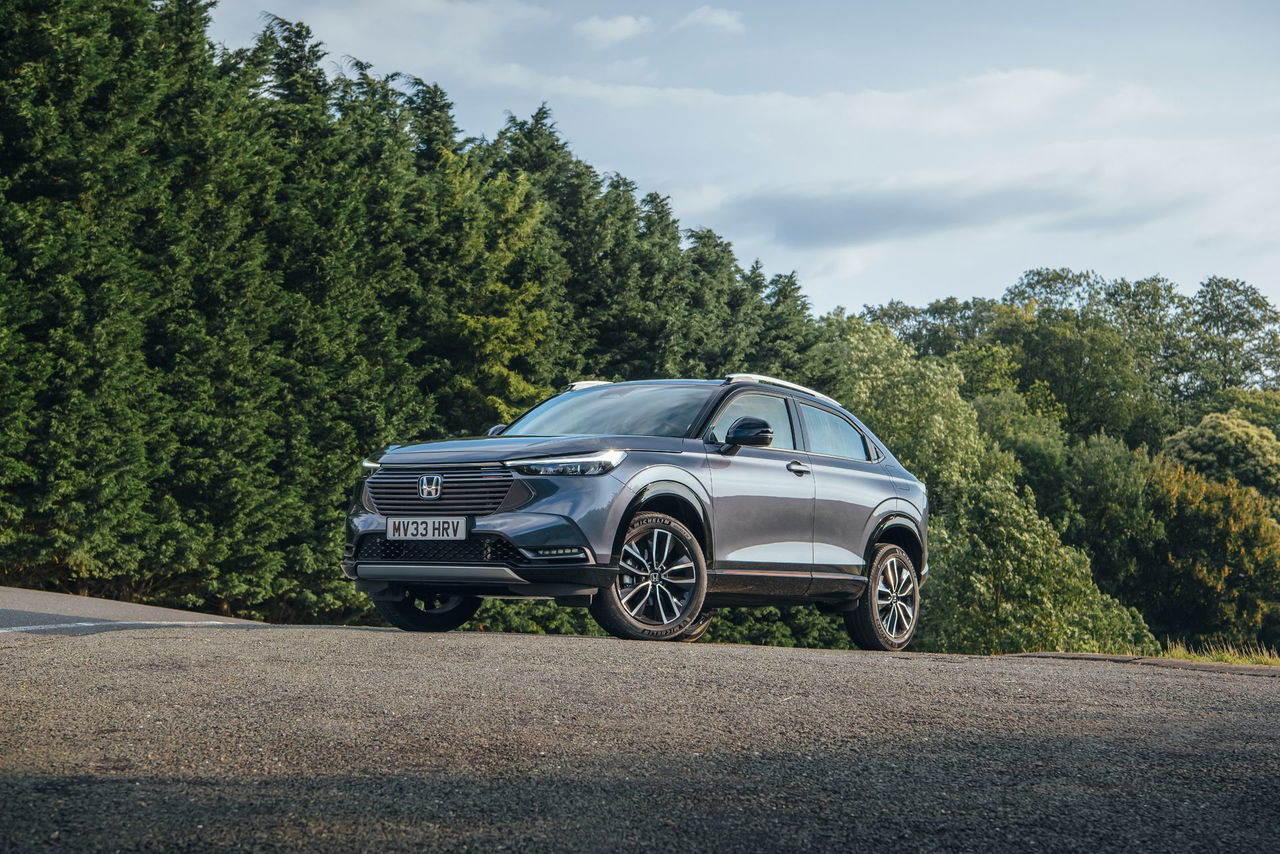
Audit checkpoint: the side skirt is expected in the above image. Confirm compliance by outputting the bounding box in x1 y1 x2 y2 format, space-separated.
708 562 868 599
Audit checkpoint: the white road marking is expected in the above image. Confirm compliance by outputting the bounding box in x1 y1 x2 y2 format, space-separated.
0 620 239 634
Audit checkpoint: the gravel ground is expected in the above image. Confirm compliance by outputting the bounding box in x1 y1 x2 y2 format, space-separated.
2 627 1278 852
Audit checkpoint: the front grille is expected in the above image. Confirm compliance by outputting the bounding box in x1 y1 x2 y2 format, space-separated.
355 534 523 565
365 465 514 515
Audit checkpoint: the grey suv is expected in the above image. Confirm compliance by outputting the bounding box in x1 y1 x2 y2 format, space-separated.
343 375 928 649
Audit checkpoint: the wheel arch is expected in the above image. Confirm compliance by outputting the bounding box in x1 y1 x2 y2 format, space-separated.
612 481 711 565
865 515 924 577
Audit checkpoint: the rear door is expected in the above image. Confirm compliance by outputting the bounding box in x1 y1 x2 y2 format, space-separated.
703 391 815 596
797 402 896 595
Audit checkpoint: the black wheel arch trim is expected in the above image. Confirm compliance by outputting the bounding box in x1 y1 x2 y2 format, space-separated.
611 480 712 566
865 514 925 571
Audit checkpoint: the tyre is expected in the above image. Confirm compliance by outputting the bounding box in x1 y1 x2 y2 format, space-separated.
845 544 920 651
590 512 708 641
373 589 483 632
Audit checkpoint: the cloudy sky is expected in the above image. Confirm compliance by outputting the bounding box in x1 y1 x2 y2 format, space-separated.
209 0 1279 312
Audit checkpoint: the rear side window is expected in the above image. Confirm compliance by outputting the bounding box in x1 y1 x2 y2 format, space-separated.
799 404 870 461
707 393 796 450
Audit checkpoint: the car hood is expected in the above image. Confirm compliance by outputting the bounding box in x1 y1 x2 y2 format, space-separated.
378 434 685 465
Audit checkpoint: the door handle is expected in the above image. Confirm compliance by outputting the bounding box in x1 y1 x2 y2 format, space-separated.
787 460 812 476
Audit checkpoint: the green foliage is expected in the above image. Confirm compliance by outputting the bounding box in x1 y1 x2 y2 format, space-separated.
1190 276 1280 397
472 600 606 637
1143 463 1280 644
1051 434 1280 646
1207 389 1280 434
810 315 1155 654
0 0 174 597
947 341 1018 398
1163 412 1280 504
871 268 1280 649
703 605 853 648
970 390 1072 521
1059 435 1165 597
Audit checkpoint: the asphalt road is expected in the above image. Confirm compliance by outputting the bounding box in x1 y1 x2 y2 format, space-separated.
0 587 256 636
1 590 1278 852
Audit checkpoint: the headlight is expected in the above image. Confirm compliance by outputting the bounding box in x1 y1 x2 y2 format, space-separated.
507 450 626 476
357 459 381 512
358 481 378 513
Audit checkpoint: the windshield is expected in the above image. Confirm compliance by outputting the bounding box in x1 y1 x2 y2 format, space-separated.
504 384 716 438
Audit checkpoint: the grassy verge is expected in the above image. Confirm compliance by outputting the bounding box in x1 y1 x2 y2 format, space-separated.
1158 639 1280 667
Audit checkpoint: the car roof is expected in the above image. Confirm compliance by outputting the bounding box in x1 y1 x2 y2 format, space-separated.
583 378 852 416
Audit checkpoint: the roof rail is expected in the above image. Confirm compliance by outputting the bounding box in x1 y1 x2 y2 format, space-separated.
563 380 612 392
723 374 841 406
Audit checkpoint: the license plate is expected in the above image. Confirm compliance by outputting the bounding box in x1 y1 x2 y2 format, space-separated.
386 517 467 540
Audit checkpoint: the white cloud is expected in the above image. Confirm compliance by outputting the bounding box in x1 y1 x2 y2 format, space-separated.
494 67 1089 135
674 5 744 35
1094 84 1183 123
572 14 652 49
299 0 548 73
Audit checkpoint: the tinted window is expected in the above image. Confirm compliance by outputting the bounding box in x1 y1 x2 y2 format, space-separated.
800 404 870 460
707 393 796 450
504 384 716 437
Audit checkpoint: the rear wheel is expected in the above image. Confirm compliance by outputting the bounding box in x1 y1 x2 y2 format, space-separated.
589 512 708 641
373 590 483 632
845 544 920 651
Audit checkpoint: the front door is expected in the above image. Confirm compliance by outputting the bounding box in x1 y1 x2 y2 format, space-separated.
703 392 815 596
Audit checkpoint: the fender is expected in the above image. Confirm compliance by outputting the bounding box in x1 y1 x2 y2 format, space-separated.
609 464 714 564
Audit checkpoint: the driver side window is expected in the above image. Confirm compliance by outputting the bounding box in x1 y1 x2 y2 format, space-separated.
707 393 796 450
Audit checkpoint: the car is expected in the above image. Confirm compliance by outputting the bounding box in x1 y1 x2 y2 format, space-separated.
343 374 928 649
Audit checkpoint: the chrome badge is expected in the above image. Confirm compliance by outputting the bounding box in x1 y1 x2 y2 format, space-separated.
417 474 444 500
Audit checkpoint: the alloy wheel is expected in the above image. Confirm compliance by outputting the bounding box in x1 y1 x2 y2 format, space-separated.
616 528 698 625
875 556 917 640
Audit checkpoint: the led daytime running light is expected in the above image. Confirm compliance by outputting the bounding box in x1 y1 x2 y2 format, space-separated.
507 450 626 476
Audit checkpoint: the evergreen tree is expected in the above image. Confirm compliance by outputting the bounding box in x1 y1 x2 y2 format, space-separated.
751 271 818 378
406 80 465 169
0 0 172 595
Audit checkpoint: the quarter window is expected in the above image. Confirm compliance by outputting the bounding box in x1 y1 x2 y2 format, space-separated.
799 404 870 461
707 393 796 450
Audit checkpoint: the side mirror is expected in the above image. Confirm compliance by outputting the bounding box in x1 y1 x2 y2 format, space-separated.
725 416 773 447
486 424 507 437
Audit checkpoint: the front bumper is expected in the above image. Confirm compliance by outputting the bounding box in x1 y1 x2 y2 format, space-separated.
342 508 622 596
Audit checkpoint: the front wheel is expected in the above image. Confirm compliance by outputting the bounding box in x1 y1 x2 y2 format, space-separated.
589 512 708 641
845 544 921 651
374 590 483 632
